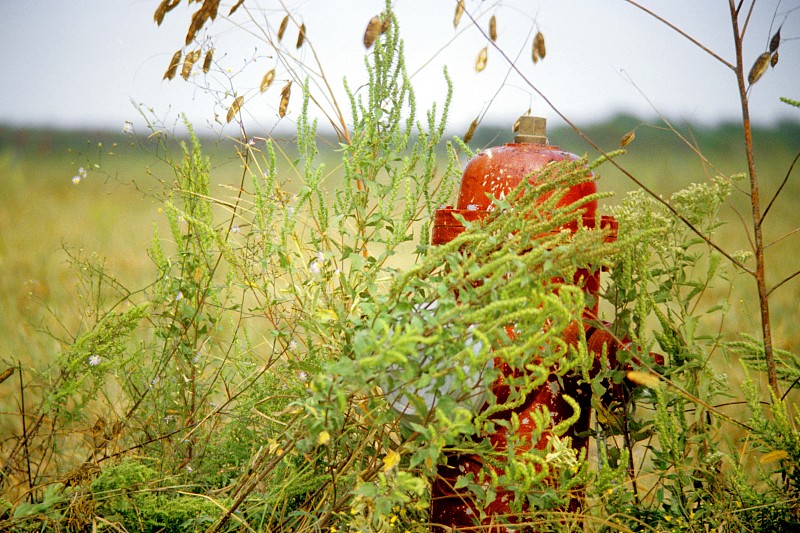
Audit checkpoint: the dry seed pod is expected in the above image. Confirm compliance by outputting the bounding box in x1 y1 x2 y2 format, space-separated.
475 46 488 72
512 109 531 133
534 31 546 60
380 14 391 34
454 0 464 28
163 50 182 80
619 130 636 147
296 23 306 48
769 27 781 53
464 116 479 144
186 1 217 45
279 81 291 118
226 95 244 123
531 40 539 64
489 15 497 41
260 69 276 92
626 371 660 389
181 49 201 80
154 0 180 26
207 0 220 20
0 367 14 385
202 48 214 73
229 0 244 16
364 16 381 48
748 52 771 85
760 450 789 464
277 15 289 41
771 51 779 68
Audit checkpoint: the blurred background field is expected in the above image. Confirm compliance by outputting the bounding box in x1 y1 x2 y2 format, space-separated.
1 116 799 390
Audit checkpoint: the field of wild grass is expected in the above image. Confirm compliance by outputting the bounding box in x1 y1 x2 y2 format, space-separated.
1 118 799 530
3 119 797 376
0 119 797 442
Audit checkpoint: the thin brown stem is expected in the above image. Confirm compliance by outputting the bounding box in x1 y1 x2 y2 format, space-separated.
765 226 800 249
761 149 800 225
728 0 779 396
18 363 33 502
623 0 735 70
741 0 758 39
767 268 800 296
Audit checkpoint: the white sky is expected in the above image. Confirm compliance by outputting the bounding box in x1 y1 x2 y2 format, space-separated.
0 0 797 134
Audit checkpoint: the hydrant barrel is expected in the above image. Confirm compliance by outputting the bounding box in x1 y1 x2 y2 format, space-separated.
433 115 598 246
429 115 619 532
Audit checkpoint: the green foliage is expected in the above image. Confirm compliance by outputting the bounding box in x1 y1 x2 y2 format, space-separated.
780 96 800 108
586 173 800 531
3 3 800 532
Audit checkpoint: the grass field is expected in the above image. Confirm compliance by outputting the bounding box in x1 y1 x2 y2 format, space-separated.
1 119 798 419
1 118 799 528
3 119 797 362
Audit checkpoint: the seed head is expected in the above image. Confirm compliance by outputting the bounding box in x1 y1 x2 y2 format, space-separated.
163 50 181 80
181 49 201 80
154 0 179 26
260 69 276 92
475 46 488 72
454 0 465 28
202 48 214 73
619 130 636 147
279 81 292 118
228 0 244 16
464 116 479 144
226 95 244 123
748 52 771 85
364 16 381 48
769 27 781 54
533 31 546 61
277 15 289 41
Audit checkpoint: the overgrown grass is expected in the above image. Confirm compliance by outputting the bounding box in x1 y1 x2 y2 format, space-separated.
1 107 798 531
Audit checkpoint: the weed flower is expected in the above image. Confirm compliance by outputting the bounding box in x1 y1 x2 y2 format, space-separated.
88 354 102 366
122 121 133 134
72 167 87 184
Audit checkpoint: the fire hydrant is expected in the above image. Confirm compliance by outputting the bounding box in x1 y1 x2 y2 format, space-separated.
429 115 631 532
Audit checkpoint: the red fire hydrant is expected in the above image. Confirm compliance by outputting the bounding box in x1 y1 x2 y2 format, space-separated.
429 115 629 531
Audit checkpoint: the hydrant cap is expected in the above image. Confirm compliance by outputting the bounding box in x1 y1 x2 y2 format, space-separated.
515 115 547 144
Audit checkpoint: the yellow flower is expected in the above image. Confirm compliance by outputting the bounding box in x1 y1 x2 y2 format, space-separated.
317 431 331 445
382 450 401 472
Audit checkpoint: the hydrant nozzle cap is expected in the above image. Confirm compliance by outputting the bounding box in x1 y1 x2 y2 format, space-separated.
514 115 547 144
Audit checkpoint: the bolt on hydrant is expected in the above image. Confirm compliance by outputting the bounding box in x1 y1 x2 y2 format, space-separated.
428 115 652 532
